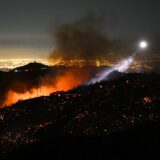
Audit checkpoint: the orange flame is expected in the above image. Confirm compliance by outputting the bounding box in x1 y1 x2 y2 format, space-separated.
2 70 89 108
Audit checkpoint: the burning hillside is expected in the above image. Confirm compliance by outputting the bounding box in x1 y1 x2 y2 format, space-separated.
1 72 160 159
0 65 93 108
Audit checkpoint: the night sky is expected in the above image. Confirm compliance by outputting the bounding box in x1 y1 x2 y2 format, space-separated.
0 0 160 58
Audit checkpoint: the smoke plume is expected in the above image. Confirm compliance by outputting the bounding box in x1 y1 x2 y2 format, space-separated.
49 14 120 63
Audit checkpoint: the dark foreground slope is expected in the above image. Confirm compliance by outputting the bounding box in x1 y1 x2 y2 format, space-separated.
1 73 160 159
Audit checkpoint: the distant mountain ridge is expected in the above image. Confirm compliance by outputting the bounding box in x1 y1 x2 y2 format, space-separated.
12 62 50 72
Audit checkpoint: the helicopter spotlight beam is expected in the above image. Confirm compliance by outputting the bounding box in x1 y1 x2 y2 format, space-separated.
88 40 148 85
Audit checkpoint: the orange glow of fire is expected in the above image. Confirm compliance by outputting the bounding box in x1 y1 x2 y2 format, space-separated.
3 87 55 107
2 70 89 108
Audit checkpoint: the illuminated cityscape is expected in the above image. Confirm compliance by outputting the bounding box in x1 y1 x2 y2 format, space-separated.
0 54 160 72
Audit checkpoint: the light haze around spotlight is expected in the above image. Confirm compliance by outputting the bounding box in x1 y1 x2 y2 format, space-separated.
88 56 134 84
